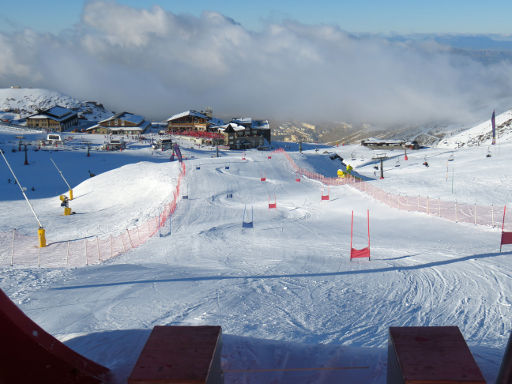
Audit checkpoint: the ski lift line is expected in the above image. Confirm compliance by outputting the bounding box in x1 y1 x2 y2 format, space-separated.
50 158 72 190
0 150 43 228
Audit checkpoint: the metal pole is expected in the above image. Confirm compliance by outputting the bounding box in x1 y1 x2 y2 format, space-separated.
367 209 370 253
501 206 507 253
97 236 101 262
127 229 134 248
350 210 353 261
451 167 454 194
50 158 72 190
0 150 43 228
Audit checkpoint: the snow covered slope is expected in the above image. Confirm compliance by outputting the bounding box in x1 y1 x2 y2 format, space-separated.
0 88 114 122
438 108 512 148
0 131 510 383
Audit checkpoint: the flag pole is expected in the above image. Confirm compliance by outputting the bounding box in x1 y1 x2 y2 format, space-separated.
492 110 496 145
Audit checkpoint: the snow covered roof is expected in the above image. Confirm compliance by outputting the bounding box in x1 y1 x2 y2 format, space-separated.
46 105 73 118
362 137 405 144
252 120 270 130
99 112 146 126
217 123 245 132
27 105 77 122
120 112 144 125
167 110 208 122
232 117 252 125
209 117 225 126
232 118 270 130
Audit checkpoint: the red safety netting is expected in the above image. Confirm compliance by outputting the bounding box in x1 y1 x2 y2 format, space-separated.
0 162 186 268
272 148 505 229
178 130 224 139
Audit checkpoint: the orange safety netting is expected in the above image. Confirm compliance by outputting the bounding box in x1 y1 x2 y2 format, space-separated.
0 162 186 268
272 148 505 228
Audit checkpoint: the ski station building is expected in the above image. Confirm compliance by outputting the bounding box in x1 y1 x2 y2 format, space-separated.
166 109 271 149
85 112 151 135
26 105 79 132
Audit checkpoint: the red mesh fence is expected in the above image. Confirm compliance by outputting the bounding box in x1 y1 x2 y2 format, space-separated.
272 148 505 229
0 162 186 268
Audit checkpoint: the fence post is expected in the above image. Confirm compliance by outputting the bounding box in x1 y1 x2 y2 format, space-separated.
127 229 134 248
122 233 127 252
11 229 15 266
66 241 70 266
97 236 101 262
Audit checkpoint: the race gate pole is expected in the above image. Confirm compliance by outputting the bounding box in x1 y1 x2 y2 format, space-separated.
350 211 354 261
367 209 370 260
501 205 507 253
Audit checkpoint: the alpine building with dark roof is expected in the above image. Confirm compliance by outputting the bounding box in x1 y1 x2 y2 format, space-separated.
26 105 79 131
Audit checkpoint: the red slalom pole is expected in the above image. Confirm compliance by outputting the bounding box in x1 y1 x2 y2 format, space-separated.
367 209 370 260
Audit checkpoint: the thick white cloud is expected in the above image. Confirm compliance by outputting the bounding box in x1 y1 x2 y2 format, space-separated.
0 0 511 127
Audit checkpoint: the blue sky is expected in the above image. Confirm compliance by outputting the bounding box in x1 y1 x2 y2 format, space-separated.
1 0 512 35
1 0 512 124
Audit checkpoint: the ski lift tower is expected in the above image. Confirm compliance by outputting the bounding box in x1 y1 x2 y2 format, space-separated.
16 135 23 151
372 153 388 179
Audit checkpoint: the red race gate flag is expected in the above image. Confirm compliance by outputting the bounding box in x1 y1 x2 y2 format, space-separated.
350 210 370 260
501 205 512 252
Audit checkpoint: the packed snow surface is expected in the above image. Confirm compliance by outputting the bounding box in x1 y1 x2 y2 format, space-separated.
0 128 510 383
